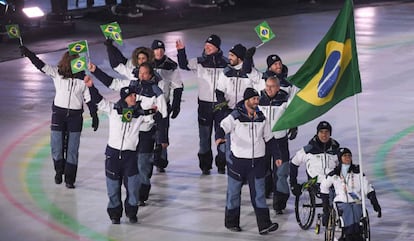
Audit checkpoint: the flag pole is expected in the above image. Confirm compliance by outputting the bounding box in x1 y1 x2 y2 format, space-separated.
354 85 367 218
255 42 265 49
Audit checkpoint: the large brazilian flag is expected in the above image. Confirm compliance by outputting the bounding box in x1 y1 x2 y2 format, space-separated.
273 0 361 131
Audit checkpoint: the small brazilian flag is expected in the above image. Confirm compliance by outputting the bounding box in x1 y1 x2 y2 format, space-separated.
70 56 87 74
254 21 275 43
100 22 123 46
122 108 133 122
5 24 21 39
68 40 88 55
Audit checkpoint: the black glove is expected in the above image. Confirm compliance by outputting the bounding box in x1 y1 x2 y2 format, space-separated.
368 191 382 218
19 45 31 57
290 183 302 196
245 47 256 59
288 127 298 140
91 112 99 131
104 38 114 46
171 88 183 119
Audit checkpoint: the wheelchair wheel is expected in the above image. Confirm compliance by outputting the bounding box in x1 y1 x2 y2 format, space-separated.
324 207 341 241
295 188 316 230
361 211 370 241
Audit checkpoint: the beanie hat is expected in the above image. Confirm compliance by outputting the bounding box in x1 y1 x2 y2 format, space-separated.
151 39 165 50
243 87 259 101
266 54 282 68
337 147 352 160
317 121 332 134
120 86 137 100
230 43 247 60
205 34 221 49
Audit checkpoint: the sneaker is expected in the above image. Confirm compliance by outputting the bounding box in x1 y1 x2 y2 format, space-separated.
65 183 75 189
138 201 146 206
129 216 138 223
157 167 166 173
55 174 62 184
202 169 211 175
226 226 242 232
217 168 225 174
259 223 279 235
111 218 120 224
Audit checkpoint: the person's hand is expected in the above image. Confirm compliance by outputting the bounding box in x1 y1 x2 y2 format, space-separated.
91 112 99 131
288 127 298 140
275 159 282 167
84 75 93 87
88 62 96 72
291 183 302 196
161 143 169 149
19 45 30 57
215 138 226 146
104 38 114 46
176 39 185 50
245 47 256 59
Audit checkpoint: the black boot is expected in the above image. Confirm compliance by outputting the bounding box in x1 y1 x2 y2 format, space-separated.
53 159 65 184
198 151 213 175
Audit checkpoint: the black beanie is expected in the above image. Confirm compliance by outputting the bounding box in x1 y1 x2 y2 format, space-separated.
120 86 137 100
317 121 332 134
230 44 247 60
243 87 259 101
151 39 165 50
266 54 282 68
338 147 352 161
205 34 221 49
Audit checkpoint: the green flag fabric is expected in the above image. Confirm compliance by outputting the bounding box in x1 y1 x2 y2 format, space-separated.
70 56 87 74
5 24 21 39
122 108 133 122
254 21 275 43
100 22 123 46
273 0 361 131
68 40 88 55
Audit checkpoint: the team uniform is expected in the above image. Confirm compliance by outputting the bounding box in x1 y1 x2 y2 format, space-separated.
177 34 229 174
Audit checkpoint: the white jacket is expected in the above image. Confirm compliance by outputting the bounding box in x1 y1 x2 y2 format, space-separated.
97 98 143 151
320 168 374 203
42 64 91 110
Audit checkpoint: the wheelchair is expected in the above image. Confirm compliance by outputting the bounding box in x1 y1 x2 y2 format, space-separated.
294 176 324 230
324 204 370 241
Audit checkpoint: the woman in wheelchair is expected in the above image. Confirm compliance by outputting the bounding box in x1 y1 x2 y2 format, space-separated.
320 147 382 241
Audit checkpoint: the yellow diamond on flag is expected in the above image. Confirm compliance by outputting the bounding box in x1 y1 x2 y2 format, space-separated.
254 21 276 43
68 40 88 55
70 56 87 74
259 26 270 39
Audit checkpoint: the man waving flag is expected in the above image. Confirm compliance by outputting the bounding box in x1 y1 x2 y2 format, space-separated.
273 0 361 131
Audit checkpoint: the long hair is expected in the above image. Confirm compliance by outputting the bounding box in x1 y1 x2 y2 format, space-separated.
131 46 154 67
57 51 79 78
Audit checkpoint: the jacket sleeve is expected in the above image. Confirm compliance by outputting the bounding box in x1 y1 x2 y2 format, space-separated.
177 48 191 70
91 66 115 87
106 42 128 69
22 47 46 71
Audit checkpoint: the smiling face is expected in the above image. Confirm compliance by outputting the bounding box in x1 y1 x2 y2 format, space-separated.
204 42 219 56
228 52 241 66
317 129 331 143
265 77 280 98
269 60 283 74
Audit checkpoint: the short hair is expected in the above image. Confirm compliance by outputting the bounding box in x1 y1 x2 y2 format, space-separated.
139 62 155 76
265 76 280 86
